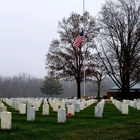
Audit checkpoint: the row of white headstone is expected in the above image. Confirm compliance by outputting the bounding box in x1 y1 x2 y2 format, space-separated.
112 99 129 114
0 98 48 129
95 99 105 117
56 98 97 123
1 98 47 122
123 99 140 110
49 98 96 113
0 98 98 128
112 99 140 114
47 98 98 123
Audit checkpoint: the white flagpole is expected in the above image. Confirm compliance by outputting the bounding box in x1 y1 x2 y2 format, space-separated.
83 0 86 96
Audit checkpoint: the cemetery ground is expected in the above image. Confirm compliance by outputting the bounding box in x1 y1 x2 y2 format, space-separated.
1 101 140 140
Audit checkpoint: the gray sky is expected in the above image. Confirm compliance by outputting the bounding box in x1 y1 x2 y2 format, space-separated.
0 0 105 78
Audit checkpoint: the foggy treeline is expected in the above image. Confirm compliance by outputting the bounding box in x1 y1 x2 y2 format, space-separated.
60 78 115 98
0 73 44 98
0 73 115 98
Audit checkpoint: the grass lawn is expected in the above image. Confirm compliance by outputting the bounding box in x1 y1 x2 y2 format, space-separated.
0 101 140 140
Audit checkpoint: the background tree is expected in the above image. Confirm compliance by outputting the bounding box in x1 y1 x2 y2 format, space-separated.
0 73 44 98
87 78 110 98
40 76 63 97
87 53 107 98
96 0 140 99
46 12 99 98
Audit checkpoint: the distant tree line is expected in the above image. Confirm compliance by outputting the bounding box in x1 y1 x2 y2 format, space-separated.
0 73 114 98
0 73 44 98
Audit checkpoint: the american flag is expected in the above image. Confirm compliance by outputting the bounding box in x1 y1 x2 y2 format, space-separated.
73 30 84 49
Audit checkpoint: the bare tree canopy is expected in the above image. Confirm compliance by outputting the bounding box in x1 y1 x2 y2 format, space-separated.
87 53 107 98
46 12 99 98
97 0 140 99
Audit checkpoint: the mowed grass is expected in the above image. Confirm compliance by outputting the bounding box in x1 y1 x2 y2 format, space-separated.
0 101 140 140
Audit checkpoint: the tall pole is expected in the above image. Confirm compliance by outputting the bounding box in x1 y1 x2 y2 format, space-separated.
83 0 86 96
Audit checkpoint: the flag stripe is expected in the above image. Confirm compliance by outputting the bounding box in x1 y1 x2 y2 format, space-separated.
73 30 84 49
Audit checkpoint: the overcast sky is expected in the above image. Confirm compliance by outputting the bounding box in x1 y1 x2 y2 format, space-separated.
0 0 106 78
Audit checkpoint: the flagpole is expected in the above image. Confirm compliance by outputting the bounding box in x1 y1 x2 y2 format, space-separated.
83 0 85 96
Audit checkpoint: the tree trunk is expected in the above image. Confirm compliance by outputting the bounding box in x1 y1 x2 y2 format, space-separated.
126 76 130 99
76 80 81 99
121 84 130 99
97 82 101 98
121 78 127 99
121 87 126 99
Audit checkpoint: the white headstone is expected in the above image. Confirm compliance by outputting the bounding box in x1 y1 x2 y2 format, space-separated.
60 101 65 108
58 108 66 123
1 112 12 129
34 102 39 111
19 104 26 114
15 102 20 111
53 103 58 112
80 102 84 110
137 102 140 110
12 101 15 108
130 101 134 107
43 99 48 104
67 105 74 115
118 102 122 112
27 101 32 107
122 103 128 114
27 107 35 121
95 104 103 117
0 106 7 119
0 102 4 107
116 102 122 111
42 104 49 115
133 100 137 108
74 103 80 112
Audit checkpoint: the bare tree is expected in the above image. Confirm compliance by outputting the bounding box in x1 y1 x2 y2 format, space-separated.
0 73 44 98
96 0 140 99
46 12 99 98
87 53 107 98
0 76 12 98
